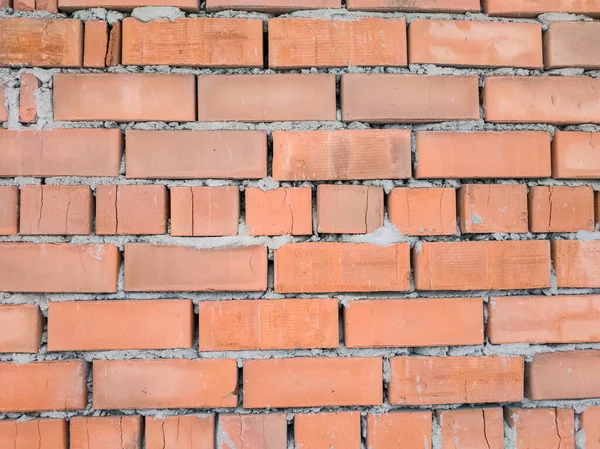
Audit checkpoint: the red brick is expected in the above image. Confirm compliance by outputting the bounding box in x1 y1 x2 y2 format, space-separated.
58 0 200 11
553 240 600 288
275 242 411 293
124 244 267 292
125 130 266 179
318 185 383 234
0 18 82 67
415 131 551 178
105 21 121 66
581 407 600 449
93 359 238 409
243 357 382 408
122 17 263 67
506 408 575 449
70 416 142 449
0 419 67 449
13 0 34 9
146 415 214 449
552 131 600 179
349 0 479 11
0 85 7 122
0 243 120 293
437 409 504 449
197 74 336 122
545 22 600 69
0 305 42 353
529 186 594 232
19 73 39 123
344 298 483 348
0 129 122 177
483 0 600 17
20 185 93 235
217 414 287 449
410 20 542 68
367 412 432 449
484 76 600 124
171 186 239 237
269 17 406 69
198 299 338 351
54 73 196 122
295 412 361 449
83 20 108 68
246 187 312 236
272 129 411 181
0 360 88 412
37 0 58 12
206 0 340 12
342 74 479 123
48 299 193 351
96 185 168 235
0 186 18 235
389 356 524 405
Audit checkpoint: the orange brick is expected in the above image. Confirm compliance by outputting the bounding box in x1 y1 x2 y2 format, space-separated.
295 412 361 449
83 20 108 68
409 20 542 68
126 130 266 179
206 0 340 11
0 85 7 122
36 0 58 12
529 186 594 232
0 18 82 67
269 17 406 68
122 17 263 67
96 185 168 235
488 295 600 344
388 187 456 236
217 414 286 449
506 408 575 449
58 0 200 11
459 184 528 233
198 299 338 351
197 74 336 122
124 244 267 292
437 409 504 449
344 298 483 348
317 185 383 234
273 129 411 181
0 129 122 177
48 299 193 351
70 416 142 449
0 360 87 412
105 21 121 66
484 76 600 124
146 415 214 449
54 74 196 122
13 0 34 9
20 185 93 235
389 356 524 405
483 0 600 16
581 407 600 449
552 131 600 179
171 186 239 237
93 359 237 409
246 187 312 236
0 243 120 293
19 73 39 123
367 412 432 449
0 419 67 449
275 242 410 293
0 305 41 354
415 131 551 178
342 74 479 123
243 357 382 408
553 240 600 288
414 240 551 291
545 22 600 69
0 186 18 235
349 0 478 10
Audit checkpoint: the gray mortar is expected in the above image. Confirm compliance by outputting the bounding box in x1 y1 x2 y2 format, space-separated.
131 6 184 22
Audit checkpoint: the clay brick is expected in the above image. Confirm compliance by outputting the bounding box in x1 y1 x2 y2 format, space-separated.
243 357 382 408
459 184 528 233
36 0 58 12
124 244 267 292
545 22 600 69
553 240 600 288
415 131 552 178
366 412 432 449
126 130 267 179
0 419 67 449
437 409 504 449
93 359 238 409
414 240 551 291
344 298 483 348
0 243 120 293
83 20 108 68
122 18 262 67
409 20 542 68
206 0 340 12
389 356 524 405
70 416 142 449
19 73 39 123
245 187 312 236
105 21 121 66
275 242 411 293
96 185 168 235
0 129 123 177
488 295 600 344
0 0 9 6
53 74 196 122
146 415 214 449
217 414 287 449
20 185 93 235
317 185 383 234
198 299 338 351
269 17 406 68
0 305 42 353
529 186 594 232
506 408 575 449
484 77 600 124
388 187 457 236
295 412 361 449
581 407 600 449
171 186 239 237
58 0 200 11
483 0 600 17
272 129 411 181
197 74 336 122
348 0 478 11
48 299 194 351
0 18 82 67
0 360 88 412
0 85 7 122
0 186 18 235
341 74 479 123
552 131 600 179
13 0 34 9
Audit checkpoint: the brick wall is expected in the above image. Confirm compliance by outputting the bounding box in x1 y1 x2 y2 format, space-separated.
1 1 600 448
